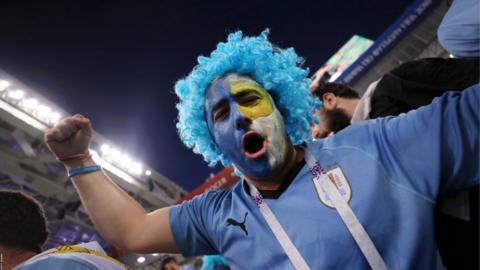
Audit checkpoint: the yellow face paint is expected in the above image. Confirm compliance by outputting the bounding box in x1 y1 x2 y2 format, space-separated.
230 81 273 120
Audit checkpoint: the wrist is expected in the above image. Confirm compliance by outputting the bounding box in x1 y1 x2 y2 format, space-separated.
63 158 97 170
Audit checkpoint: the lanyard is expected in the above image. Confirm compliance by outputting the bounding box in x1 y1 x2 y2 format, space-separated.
247 147 387 270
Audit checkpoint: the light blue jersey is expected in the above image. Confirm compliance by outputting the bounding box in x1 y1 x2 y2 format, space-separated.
14 242 129 270
438 0 480 58
170 85 479 269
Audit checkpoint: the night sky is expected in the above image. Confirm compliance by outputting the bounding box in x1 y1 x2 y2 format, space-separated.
0 1 412 191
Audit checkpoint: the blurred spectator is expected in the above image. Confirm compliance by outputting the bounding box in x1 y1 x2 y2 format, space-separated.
0 190 129 270
311 57 479 138
310 82 359 138
0 190 48 270
161 256 196 270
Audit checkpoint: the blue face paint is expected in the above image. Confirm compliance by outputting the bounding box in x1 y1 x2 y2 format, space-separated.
205 74 291 179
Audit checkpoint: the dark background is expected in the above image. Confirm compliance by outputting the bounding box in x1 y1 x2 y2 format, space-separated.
0 0 412 191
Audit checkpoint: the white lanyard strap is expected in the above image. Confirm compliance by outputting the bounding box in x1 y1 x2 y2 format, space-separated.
249 182 311 270
304 149 388 270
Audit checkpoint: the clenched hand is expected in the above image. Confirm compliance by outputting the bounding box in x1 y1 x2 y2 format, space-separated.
44 114 93 158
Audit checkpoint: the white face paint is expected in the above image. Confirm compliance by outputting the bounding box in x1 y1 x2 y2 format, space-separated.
250 101 288 171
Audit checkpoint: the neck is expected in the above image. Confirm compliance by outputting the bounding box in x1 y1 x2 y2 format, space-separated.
0 246 37 270
342 98 360 119
246 145 304 191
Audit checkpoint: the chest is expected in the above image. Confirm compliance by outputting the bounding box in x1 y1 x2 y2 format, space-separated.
212 152 434 269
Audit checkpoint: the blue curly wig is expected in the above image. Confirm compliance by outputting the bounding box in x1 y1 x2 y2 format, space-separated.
175 29 320 167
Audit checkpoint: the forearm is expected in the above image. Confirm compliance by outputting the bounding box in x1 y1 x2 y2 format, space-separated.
45 115 177 252
65 159 148 250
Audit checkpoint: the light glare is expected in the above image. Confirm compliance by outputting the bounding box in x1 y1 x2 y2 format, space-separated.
0 80 10 91
101 144 111 153
21 98 39 109
49 112 62 124
7 89 25 100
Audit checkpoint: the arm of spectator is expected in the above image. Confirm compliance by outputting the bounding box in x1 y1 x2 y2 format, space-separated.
44 115 178 253
369 84 479 200
310 65 331 91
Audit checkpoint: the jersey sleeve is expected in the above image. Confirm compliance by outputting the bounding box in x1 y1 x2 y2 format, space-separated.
368 84 479 201
169 192 222 257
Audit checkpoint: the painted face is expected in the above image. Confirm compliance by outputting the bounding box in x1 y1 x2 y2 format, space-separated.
205 73 291 179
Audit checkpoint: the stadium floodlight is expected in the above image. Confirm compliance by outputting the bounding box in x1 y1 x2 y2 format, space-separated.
119 154 132 168
36 104 52 119
130 162 143 175
90 150 137 184
0 75 158 189
20 98 39 110
0 99 47 130
49 111 62 124
7 89 25 100
109 148 121 162
137 257 146 263
0 80 10 91
101 144 111 154
145 170 152 176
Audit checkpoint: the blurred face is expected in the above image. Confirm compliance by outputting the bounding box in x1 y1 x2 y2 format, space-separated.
311 106 351 138
164 261 181 270
205 73 292 180
311 108 331 138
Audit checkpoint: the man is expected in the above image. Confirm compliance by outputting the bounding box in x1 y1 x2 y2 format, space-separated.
0 190 48 270
0 190 130 270
310 57 479 138
44 31 479 269
310 82 360 138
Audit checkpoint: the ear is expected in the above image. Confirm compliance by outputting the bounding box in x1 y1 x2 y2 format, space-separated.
321 93 338 109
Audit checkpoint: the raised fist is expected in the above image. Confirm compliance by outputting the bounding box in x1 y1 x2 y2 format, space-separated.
44 114 93 159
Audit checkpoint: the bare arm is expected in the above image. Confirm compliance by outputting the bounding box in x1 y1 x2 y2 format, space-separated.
45 115 178 253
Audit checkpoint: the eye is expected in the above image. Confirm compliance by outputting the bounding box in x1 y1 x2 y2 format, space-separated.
213 105 229 122
237 92 262 106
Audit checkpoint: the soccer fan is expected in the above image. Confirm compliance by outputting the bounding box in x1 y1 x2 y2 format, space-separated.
0 190 130 270
44 31 479 269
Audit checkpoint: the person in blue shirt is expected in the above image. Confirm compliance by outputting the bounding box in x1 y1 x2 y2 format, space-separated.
44 30 479 269
0 190 129 270
438 0 480 58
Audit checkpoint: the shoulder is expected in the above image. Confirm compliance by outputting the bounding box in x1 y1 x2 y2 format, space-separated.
170 181 244 219
182 184 237 207
16 255 99 270
308 121 384 150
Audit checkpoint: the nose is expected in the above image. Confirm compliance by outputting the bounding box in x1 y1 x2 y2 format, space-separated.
231 106 252 130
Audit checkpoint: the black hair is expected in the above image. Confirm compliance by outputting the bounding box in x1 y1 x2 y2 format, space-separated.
0 190 49 253
160 256 178 270
312 81 360 100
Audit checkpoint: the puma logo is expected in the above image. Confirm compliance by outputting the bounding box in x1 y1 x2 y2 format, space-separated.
226 212 249 236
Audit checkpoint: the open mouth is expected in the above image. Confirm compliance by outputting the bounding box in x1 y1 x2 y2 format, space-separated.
242 131 268 159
